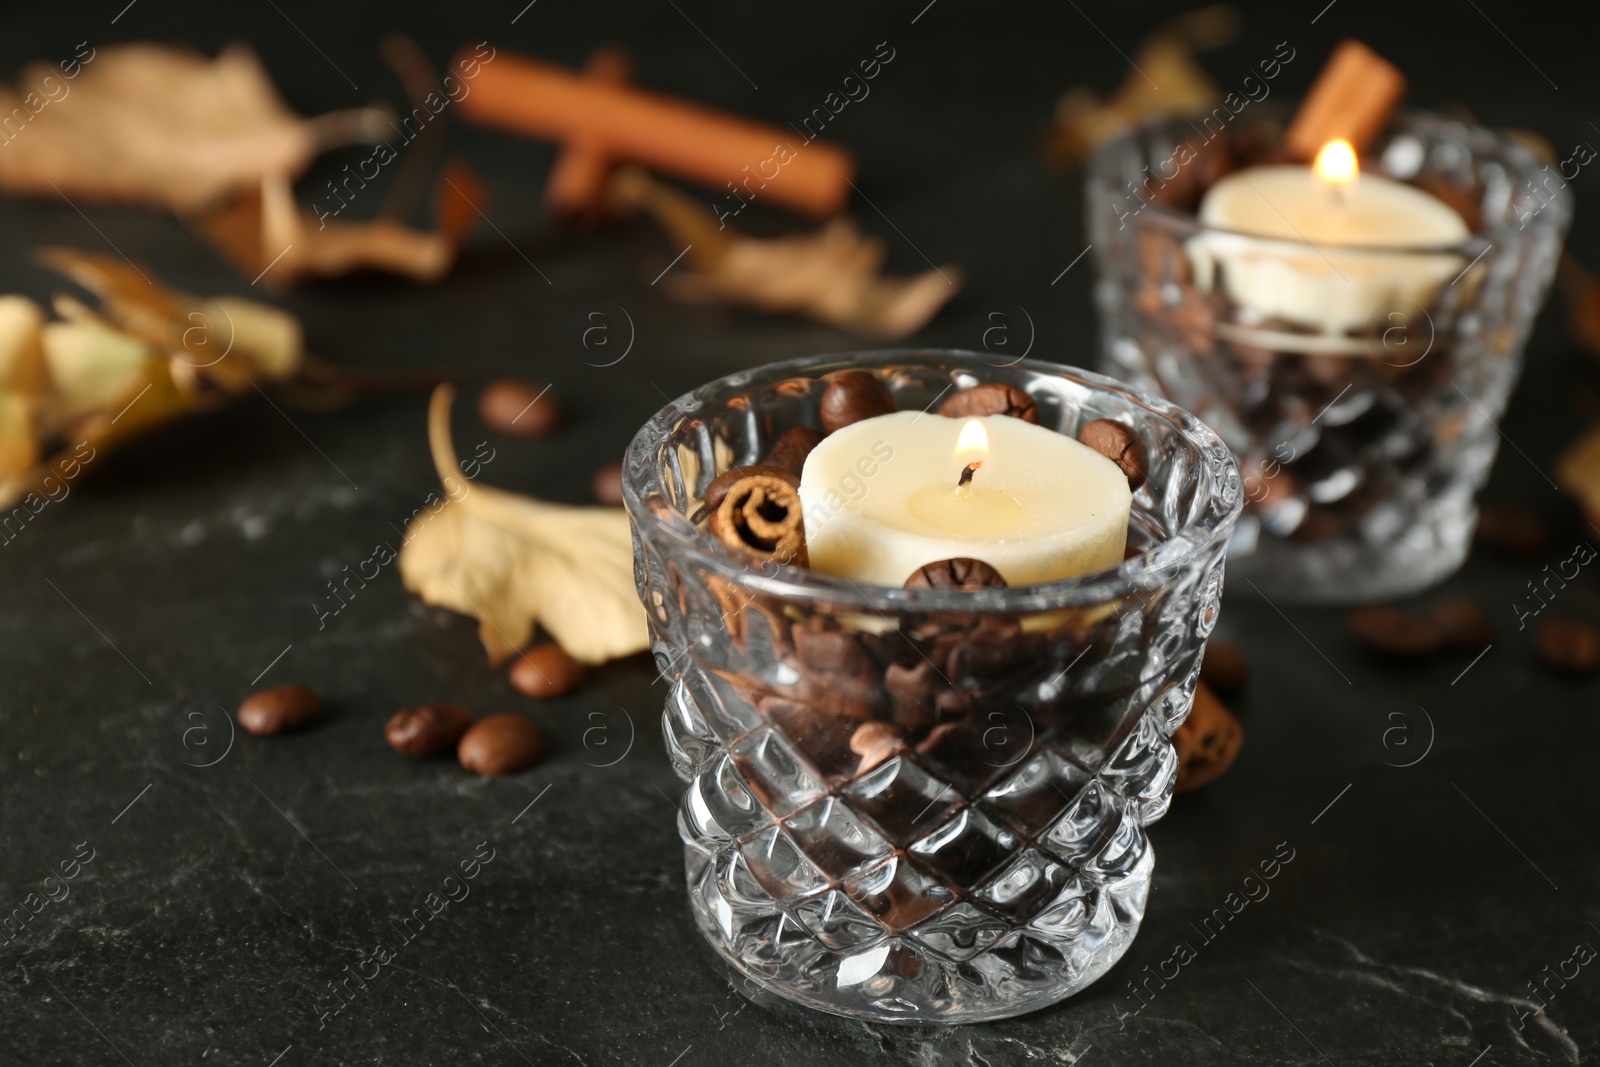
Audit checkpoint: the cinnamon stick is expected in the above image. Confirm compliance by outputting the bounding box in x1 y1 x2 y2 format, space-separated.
544 47 632 224
457 47 854 218
1283 40 1406 161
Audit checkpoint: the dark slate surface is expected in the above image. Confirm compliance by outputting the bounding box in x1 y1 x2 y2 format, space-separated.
2 1 1597 1063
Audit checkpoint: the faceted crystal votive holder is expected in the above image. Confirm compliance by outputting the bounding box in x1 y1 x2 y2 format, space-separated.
1087 110 1571 603
623 351 1241 1023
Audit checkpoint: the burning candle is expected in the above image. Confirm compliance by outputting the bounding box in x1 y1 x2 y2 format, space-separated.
798 410 1131 587
1188 138 1469 338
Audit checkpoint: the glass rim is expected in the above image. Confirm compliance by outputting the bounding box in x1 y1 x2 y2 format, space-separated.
622 349 1243 614
1090 107 1573 256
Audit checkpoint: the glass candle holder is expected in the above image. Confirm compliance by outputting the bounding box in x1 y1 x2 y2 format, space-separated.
1087 110 1571 603
623 350 1241 1023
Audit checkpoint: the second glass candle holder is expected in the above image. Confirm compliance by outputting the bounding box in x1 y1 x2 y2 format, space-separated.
1088 110 1570 603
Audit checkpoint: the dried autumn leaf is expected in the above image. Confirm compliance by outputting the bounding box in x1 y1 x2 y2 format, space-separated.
0 252 322 509
0 297 47 393
1556 421 1600 523
0 43 389 213
37 248 305 389
190 167 479 287
0 392 39 486
398 386 648 666
612 169 959 338
41 319 151 420
1560 256 1600 362
1045 5 1235 165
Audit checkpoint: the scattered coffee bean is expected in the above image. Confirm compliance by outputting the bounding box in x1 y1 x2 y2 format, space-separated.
1346 605 1447 658
1475 504 1547 559
938 383 1039 423
509 644 585 699
1174 681 1243 792
1200 639 1249 696
479 378 560 437
237 684 322 736
1078 419 1148 490
592 461 624 506
820 370 895 433
703 464 800 513
761 426 826 476
458 714 543 776
1536 618 1600 675
385 703 472 758
1431 599 1492 651
904 557 1008 591
849 721 905 772
793 624 873 678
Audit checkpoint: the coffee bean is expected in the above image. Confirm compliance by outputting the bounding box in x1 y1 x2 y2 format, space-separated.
885 661 936 730
592 461 624 506
1536 618 1600 675
761 426 826 476
385 703 472 758
819 370 895 433
849 721 905 773
915 721 980 764
904 557 1007 591
509 644 585 699
794 621 873 676
1078 419 1148 490
237 684 322 736
1431 599 1492 651
458 714 543 776
479 379 560 437
703 464 799 514
1200 639 1249 696
1475 504 1547 559
938 383 1039 423
1346 605 1447 658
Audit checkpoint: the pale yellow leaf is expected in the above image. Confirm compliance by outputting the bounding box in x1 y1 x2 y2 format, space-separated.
0 391 39 489
41 320 152 419
397 386 649 666
0 296 46 392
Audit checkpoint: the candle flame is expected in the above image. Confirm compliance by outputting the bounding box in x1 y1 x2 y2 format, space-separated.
1314 139 1358 187
955 418 988 468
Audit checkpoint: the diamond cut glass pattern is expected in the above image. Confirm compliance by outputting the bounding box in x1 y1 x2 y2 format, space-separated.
626 352 1240 1021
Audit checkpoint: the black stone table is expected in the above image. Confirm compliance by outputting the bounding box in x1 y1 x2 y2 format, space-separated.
3 1 1598 1063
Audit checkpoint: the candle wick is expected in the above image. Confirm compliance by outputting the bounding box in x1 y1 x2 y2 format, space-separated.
957 462 980 488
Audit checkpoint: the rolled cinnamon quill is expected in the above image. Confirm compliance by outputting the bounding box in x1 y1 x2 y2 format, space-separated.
1283 40 1406 161
457 48 854 218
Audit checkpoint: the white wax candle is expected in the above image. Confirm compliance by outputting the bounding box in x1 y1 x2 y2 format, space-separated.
1187 144 1469 338
798 410 1131 588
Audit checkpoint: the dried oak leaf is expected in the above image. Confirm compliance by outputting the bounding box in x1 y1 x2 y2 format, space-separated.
0 43 390 213
397 385 648 666
610 168 959 339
